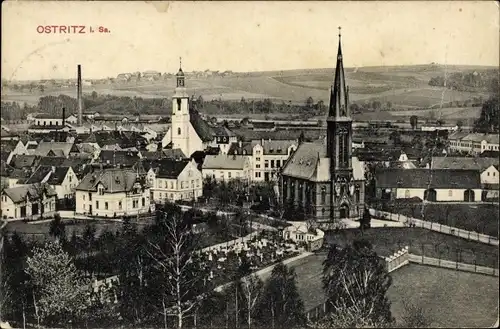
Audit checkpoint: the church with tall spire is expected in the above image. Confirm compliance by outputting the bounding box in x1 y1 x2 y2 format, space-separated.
280 29 365 223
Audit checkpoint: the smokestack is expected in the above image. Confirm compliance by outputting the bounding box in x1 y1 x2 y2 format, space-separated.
77 64 83 126
62 107 66 127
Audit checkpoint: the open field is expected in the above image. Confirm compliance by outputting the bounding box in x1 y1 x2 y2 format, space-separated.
3 65 493 109
388 106 482 120
388 264 499 328
326 227 499 268
386 203 499 237
276 254 498 327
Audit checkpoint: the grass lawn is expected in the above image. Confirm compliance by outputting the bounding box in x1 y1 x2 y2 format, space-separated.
385 203 499 237
388 264 499 328
279 254 498 327
326 227 499 268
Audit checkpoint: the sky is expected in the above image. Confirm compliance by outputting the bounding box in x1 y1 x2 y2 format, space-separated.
2 1 499 80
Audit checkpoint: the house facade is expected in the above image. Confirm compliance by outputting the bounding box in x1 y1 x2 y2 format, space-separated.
1 184 57 220
374 168 482 202
26 166 79 199
75 168 153 217
202 154 252 182
148 159 203 203
448 133 499 155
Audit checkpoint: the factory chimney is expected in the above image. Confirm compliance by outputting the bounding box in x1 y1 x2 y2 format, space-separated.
62 107 66 127
77 64 83 126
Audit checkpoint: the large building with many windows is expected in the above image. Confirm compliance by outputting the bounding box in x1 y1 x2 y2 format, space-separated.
280 31 365 223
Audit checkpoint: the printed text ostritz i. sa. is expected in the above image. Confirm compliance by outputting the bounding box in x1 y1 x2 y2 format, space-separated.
36 25 111 34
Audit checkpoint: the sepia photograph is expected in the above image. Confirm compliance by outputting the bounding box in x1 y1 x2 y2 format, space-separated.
1 1 499 328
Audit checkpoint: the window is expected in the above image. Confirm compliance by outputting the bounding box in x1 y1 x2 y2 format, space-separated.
196 179 200 187
448 190 453 197
98 187 104 195
105 202 108 210
133 199 138 208
160 192 163 199
191 180 194 188
256 150 261 155
69 175 72 183
276 160 281 167
494 172 496 177
118 201 122 210
89 193 92 201
271 160 275 168
178 128 181 135
256 164 261 169
255 172 261 178
256 157 261 162
177 98 182 110
405 189 410 198
321 186 326 204
181 181 184 189
488 172 490 176
265 160 269 168
170 193 174 199
170 181 174 189
142 197 145 207
228 172 232 178
83 195 85 201
96 201 99 209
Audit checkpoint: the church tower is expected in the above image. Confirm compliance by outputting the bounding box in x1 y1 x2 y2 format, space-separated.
171 58 191 157
326 28 354 221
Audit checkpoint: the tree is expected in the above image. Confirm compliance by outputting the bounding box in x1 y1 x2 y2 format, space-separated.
456 119 464 129
474 96 499 133
256 262 305 328
48 213 66 242
146 206 207 329
305 97 314 109
410 115 418 130
359 207 371 230
238 274 263 329
311 304 389 328
91 91 98 100
26 240 90 325
322 240 393 326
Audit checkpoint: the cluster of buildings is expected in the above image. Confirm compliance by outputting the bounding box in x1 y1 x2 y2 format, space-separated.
1 36 498 223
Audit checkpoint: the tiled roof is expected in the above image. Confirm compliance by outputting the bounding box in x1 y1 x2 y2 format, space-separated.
34 141 74 157
212 125 236 137
462 133 499 144
10 155 40 169
76 168 145 192
156 159 191 179
38 156 67 167
202 154 248 170
189 108 214 142
141 148 186 160
447 131 470 141
431 157 499 171
25 165 71 185
2 183 57 203
25 166 53 184
228 142 253 156
281 141 365 182
97 150 141 167
232 128 322 142
374 168 481 189
251 139 297 155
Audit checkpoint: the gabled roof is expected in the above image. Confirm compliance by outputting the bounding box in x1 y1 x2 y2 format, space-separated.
34 141 74 157
374 168 481 189
281 141 364 182
10 155 40 169
141 148 186 161
212 125 236 138
431 157 499 171
156 159 191 179
76 168 145 192
202 154 248 170
25 165 71 185
2 183 57 203
25 166 53 184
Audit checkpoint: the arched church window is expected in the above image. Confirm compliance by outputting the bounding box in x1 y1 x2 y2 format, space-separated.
177 98 182 111
321 186 326 204
177 128 181 135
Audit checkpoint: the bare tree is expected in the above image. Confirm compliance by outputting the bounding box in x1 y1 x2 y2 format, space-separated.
239 274 263 329
147 211 206 329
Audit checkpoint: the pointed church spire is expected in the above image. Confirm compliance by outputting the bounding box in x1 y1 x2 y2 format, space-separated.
176 56 185 87
328 26 349 119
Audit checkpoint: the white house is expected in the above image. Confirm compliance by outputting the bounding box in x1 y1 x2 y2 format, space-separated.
31 113 78 126
147 158 203 203
282 222 325 251
1 183 57 220
448 133 500 155
227 139 297 182
375 168 482 202
75 168 153 217
202 154 251 182
25 166 79 199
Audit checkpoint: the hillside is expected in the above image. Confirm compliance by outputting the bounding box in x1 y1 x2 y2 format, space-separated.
2 65 496 111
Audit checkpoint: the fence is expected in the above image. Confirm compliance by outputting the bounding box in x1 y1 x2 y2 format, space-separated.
385 246 410 273
408 254 499 277
370 209 499 246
